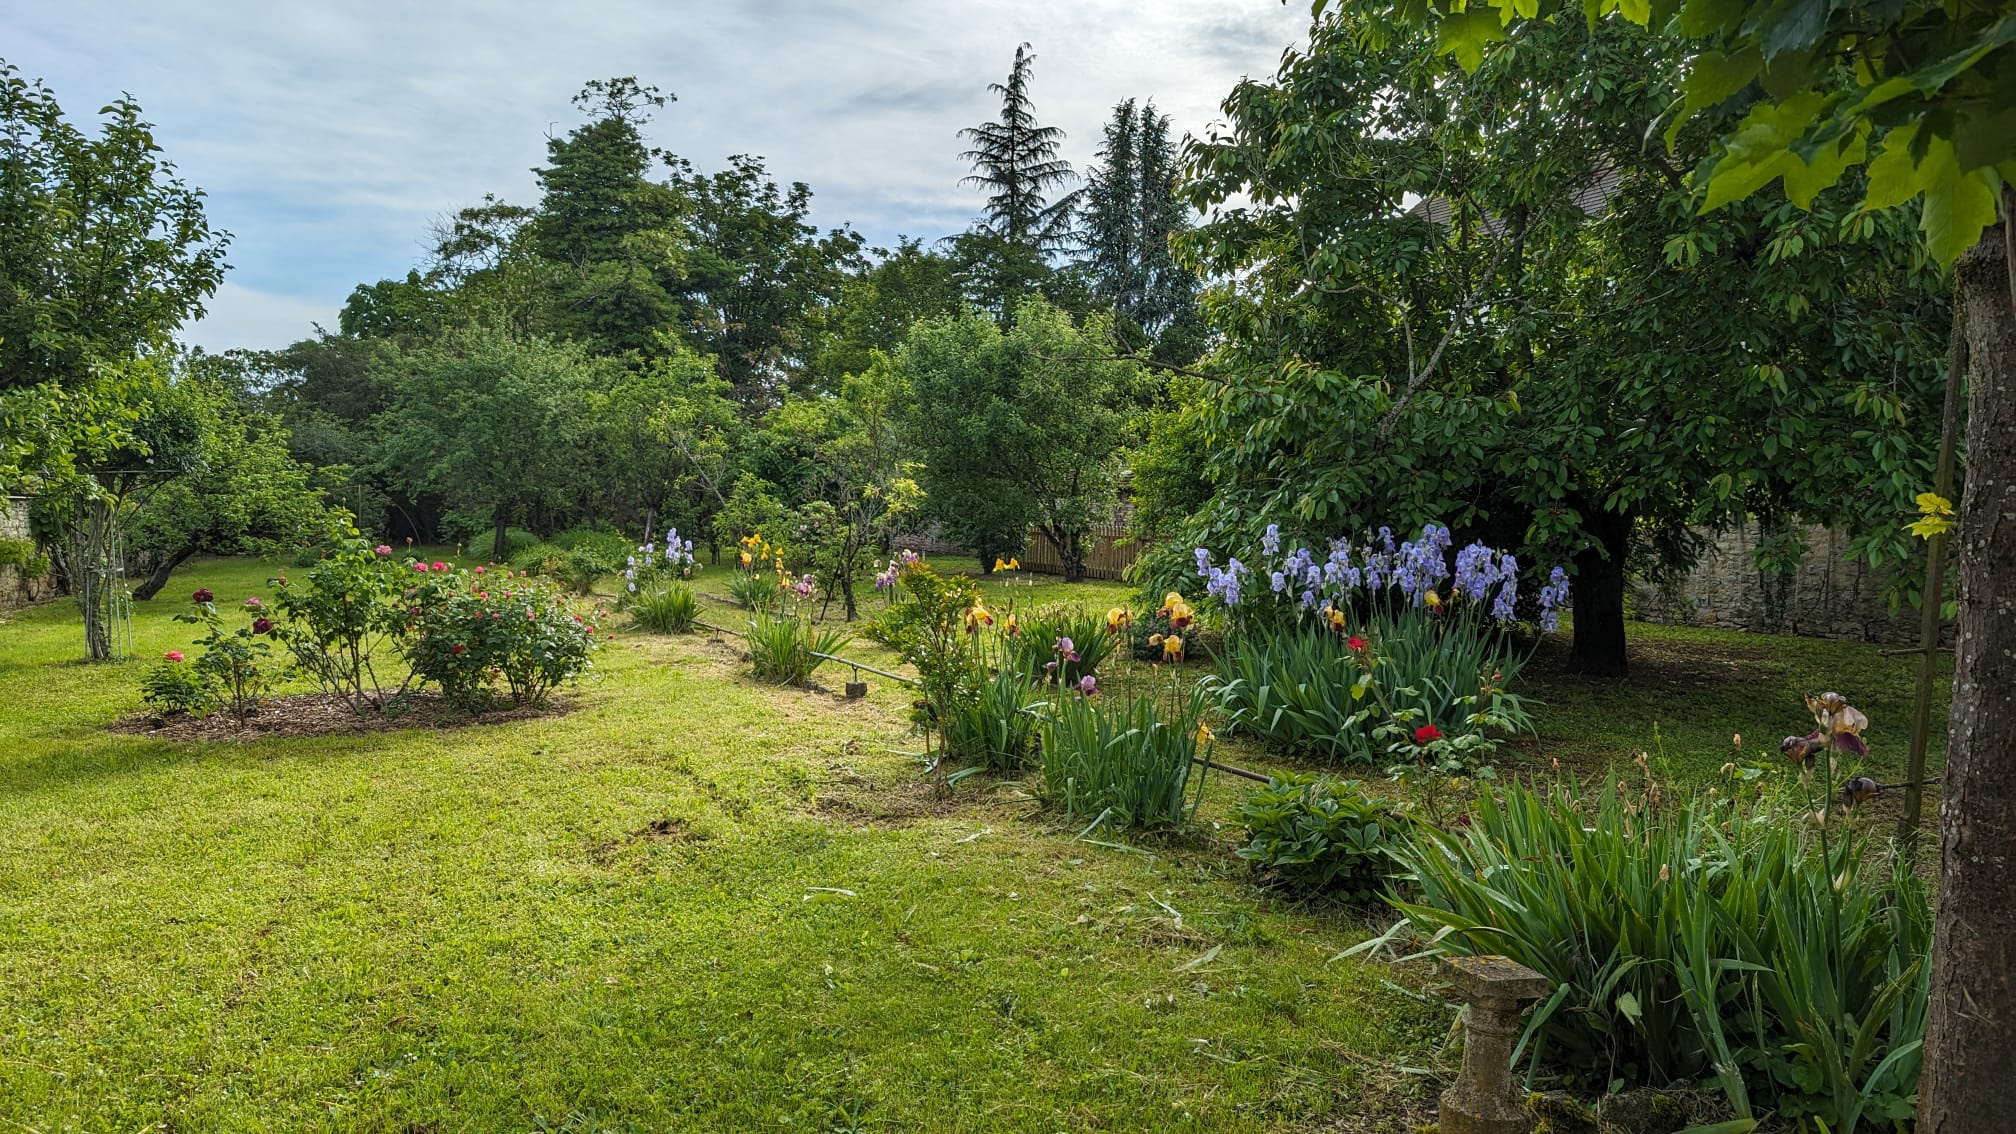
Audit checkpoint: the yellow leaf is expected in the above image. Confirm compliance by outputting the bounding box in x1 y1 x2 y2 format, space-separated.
1915 491 1954 516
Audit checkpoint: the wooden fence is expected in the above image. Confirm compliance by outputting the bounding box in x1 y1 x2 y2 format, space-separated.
1018 519 1138 581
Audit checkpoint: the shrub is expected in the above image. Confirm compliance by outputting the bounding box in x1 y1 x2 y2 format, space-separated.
165 593 278 720
744 608 850 686
272 538 416 711
1037 686 1214 831
140 651 212 716
510 541 619 594
631 583 697 634
943 667 1041 772
1379 782 1930 1128
402 564 600 711
1003 605 1119 689
1233 775 1404 902
866 561 983 755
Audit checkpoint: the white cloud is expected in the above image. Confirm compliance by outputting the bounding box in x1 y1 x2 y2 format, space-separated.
180 283 337 354
11 0 1309 350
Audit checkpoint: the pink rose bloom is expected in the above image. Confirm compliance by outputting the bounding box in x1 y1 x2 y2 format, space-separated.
412 562 428 572
164 650 184 663
243 597 263 610
473 566 487 574
432 561 446 572
374 545 393 556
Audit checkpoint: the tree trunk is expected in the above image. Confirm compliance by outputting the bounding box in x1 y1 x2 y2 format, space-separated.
491 506 509 564
1565 509 1630 678
1921 217 2016 1132
130 546 197 601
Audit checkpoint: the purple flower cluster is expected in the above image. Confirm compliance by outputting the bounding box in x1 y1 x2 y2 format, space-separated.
1195 522 1565 629
873 549 922 590
625 528 697 592
1537 566 1571 632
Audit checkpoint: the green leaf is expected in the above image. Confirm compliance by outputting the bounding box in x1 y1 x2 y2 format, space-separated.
1615 989 1644 1024
1780 129 1864 208
1668 48 1761 149
1918 136 2000 266
1701 92 1825 212
1862 122 1922 212
1437 7 1509 73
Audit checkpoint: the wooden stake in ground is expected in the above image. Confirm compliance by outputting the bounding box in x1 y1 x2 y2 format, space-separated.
1900 299 1965 846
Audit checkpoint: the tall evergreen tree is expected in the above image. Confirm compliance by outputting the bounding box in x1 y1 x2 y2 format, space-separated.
1078 100 1200 359
958 44 1076 253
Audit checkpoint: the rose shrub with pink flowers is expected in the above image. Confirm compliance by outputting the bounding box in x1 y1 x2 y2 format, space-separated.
399 566 599 711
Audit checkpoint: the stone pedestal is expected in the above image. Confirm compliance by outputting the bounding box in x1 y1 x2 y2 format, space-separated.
1438 955 1550 1134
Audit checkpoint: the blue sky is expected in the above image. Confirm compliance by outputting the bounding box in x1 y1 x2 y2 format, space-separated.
10 1 1309 351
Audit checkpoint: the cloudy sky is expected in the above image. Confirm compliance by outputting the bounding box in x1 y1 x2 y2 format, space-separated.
11 1 1309 352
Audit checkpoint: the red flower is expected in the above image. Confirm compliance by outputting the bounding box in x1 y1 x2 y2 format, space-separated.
1413 724 1443 745
1347 636 1368 652
164 650 185 663
251 618 274 634
191 588 214 604
451 644 467 655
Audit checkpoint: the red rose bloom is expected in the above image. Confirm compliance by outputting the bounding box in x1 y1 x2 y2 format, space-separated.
451 644 467 655
1413 724 1443 745
251 618 274 634
1347 636 1368 652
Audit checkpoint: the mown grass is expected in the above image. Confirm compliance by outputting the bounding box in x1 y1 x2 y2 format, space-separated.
0 557 1946 1129
0 558 1440 1132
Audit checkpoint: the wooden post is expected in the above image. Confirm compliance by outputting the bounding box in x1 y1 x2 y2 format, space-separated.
1901 299 1966 847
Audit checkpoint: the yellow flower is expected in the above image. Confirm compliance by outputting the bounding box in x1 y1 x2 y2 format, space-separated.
993 557 1008 572
965 603 994 631
1004 612 1020 636
1424 589 1444 612
1008 558 1020 570
1157 591 1195 630
738 550 752 567
1105 606 1132 633
1323 606 1347 632
1162 634 1184 662
1195 722 1214 747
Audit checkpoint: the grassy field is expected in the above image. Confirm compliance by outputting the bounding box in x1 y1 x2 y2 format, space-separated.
0 557 1948 1130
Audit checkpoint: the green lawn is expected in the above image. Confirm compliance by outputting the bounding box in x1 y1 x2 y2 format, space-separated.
0 558 1946 1130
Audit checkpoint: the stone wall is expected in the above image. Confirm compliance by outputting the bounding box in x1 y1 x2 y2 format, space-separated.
0 497 55 610
1633 521 1926 644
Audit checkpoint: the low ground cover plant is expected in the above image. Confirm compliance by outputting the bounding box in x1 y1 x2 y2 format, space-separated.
1233 774 1404 902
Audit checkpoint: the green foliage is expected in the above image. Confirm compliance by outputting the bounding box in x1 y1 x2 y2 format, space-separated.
1077 98 1200 359
958 44 1076 254
169 595 278 721
743 607 850 686
901 298 1142 577
0 538 48 577
1002 605 1120 690
401 564 600 711
138 653 210 716
510 534 624 595
1036 685 1213 831
1177 11 1949 673
0 62 228 393
726 568 783 613
1347 0 2016 265
271 538 417 711
1232 776 1403 902
866 561 985 752
942 667 1041 773
1382 782 1931 1127
629 583 697 635
1206 617 1530 767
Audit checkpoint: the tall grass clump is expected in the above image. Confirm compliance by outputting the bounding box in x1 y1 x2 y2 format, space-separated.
1003 605 1119 689
1037 686 1213 831
630 583 697 634
744 608 850 685
943 666 1041 772
1375 781 1930 1128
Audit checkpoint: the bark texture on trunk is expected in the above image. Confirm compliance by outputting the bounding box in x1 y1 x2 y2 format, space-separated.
1565 509 1630 678
130 546 197 601
1922 220 2016 1133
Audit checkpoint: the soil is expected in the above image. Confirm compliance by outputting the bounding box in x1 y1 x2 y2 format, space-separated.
109 691 571 742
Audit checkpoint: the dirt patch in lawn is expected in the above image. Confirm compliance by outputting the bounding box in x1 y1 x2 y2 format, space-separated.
109 691 572 742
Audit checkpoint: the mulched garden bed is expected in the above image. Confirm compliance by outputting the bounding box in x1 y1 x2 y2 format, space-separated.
109 691 571 742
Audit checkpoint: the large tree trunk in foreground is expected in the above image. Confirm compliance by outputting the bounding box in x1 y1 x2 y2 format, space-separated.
1922 217 2016 1132
1565 508 1630 678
